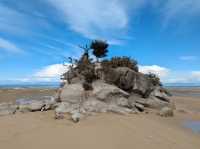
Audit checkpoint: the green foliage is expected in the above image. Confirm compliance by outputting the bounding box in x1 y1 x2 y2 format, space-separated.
145 73 162 86
102 56 138 72
90 40 109 59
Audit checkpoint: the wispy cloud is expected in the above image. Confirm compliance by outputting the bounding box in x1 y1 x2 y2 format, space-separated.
2 0 200 38
0 37 23 53
179 56 197 61
46 0 126 40
0 3 51 36
45 0 200 40
46 0 145 42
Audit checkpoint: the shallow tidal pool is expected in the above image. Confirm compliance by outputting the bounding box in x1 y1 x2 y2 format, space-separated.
184 121 200 134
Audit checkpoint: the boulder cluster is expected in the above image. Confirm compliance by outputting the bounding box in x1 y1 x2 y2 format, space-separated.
0 96 56 116
55 67 174 122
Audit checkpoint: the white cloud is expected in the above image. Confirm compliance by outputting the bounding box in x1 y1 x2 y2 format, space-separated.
0 37 23 53
34 64 69 78
179 56 197 61
191 71 200 81
46 0 145 41
10 64 70 83
139 65 170 78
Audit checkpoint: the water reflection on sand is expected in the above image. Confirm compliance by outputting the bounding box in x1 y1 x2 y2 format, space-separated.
184 121 200 134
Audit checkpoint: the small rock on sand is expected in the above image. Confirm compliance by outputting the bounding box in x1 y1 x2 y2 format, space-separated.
159 107 174 117
71 112 82 123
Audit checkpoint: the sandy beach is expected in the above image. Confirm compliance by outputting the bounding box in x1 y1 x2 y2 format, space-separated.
0 88 200 149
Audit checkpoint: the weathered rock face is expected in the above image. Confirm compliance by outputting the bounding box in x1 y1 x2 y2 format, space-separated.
146 87 174 109
55 81 136 119
93 81 130 101
128 87 173 110
60 80 130 104
60 82 84 103
104 67 153 95
144 97 170 109
16 96 56 113
150 87 171 102
82 98 108 113
0 103 17 116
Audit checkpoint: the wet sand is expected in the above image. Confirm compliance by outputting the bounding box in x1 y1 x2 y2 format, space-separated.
0 88 200 149
169 88 200 115
0 88 56 103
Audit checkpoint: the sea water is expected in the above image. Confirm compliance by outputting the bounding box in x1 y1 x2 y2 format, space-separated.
184 121 200 134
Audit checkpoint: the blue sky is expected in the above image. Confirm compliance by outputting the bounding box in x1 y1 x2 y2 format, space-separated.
0 0 200 84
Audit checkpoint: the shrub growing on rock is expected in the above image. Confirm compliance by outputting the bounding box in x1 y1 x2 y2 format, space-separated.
145 73 162 86
102 56 138 72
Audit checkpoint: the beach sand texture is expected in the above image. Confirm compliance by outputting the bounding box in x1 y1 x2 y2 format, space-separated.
0 88 200 149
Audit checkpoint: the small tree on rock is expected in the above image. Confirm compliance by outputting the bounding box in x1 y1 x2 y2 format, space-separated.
90 40 109 62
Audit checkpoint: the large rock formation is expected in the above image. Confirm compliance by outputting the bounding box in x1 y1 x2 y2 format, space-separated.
55 42 174 121
55 68 174 121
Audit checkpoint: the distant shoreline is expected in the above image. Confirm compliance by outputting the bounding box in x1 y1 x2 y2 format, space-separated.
166 86 200 89
0 84 200 89
0 84 59 89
